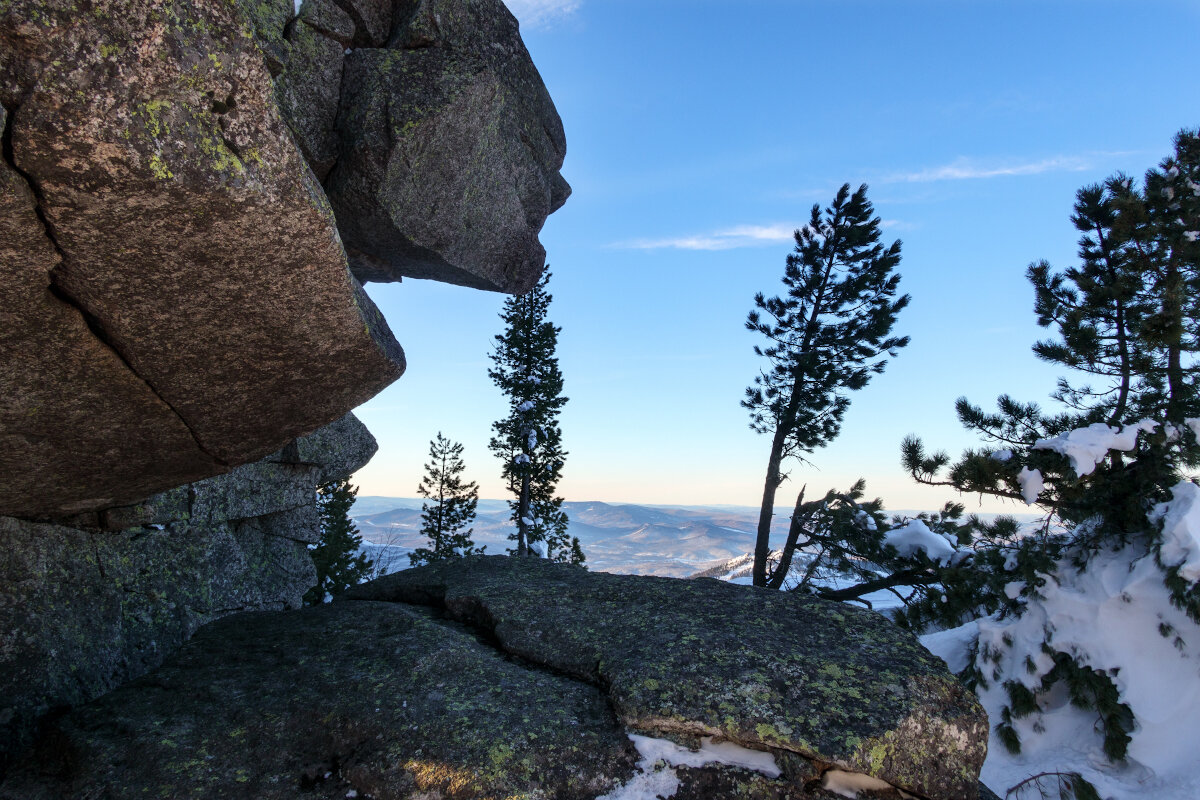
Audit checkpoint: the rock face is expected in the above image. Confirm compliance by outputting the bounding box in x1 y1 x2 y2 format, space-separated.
0 413 376 775
0 0 404 519
2 557 995 800
0 0 567 520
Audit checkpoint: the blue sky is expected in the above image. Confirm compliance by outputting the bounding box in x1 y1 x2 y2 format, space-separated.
354 0 1200 514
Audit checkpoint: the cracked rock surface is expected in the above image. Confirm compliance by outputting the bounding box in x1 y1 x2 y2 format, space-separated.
0 602 640 800
0 0 405 518
1 558 995 799
347 557 991 800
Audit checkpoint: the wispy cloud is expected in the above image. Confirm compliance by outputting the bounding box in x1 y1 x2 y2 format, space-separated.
885 155 1096 183
503 0 581 28
614 223 796 251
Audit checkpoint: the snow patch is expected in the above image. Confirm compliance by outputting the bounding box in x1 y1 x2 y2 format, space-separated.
990 449 1014 462
884 519 956 564
598 734 781 800
919 620 979 675
1033 420 1157 477
1151 481 1200 582
1016 467 1044 505
821 769 904 799
967 545 1200 799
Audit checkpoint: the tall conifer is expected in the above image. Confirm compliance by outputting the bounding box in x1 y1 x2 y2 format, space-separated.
488 270 584 563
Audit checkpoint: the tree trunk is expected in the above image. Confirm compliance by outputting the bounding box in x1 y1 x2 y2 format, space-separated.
752 428 789 586
766 486 809 589
517 471 532 556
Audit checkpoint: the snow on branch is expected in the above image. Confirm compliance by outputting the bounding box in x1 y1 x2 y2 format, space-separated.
1032 420 1158 477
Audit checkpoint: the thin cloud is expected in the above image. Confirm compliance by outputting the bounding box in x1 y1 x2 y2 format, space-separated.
615 223 796 251
504 0 581 28
886 155 1095 183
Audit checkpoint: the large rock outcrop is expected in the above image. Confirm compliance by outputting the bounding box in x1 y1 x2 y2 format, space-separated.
0 0 567 520
1 558 996 800
0 0 404 518
0 413 376 774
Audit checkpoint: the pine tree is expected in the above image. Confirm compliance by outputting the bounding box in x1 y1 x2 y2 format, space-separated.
898 129 1200 763
488 269 584 564
409 432 483 566
745 183 910 587
303 478 373 605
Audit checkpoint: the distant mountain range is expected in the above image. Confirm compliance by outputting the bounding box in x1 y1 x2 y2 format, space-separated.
352 496 1042 580
352 496 789 577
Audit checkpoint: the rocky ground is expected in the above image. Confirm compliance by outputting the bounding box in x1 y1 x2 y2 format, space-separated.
1 557 998 800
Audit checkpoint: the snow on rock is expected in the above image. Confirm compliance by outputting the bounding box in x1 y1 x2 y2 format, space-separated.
919 620 979 675
1151 480 1200 582
930 546 1200 799
884 519 957 564
820 770 900 799
1016 467 1044 505
597 734 781 800
1033 420 1158 477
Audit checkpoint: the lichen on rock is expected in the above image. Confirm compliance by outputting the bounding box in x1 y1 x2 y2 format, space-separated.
347 556 990 800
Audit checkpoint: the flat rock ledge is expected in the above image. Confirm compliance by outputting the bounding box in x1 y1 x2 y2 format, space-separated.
0 557 997 800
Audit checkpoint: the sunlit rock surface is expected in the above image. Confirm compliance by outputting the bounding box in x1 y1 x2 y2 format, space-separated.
0 0 404 518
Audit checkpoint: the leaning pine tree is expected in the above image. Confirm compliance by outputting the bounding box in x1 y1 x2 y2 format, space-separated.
303 478 373 605
488 269 584 564
744 183 910 587
409 432 483 566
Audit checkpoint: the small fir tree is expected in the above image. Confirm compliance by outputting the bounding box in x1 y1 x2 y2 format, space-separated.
303 478 373 605
410 432 483 566
745 183 910 587
488 269 584 564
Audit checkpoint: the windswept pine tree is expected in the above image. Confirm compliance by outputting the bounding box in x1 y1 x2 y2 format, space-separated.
744 183 910 587
488 270 584 564
409 432 483 566
303 478 373 605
